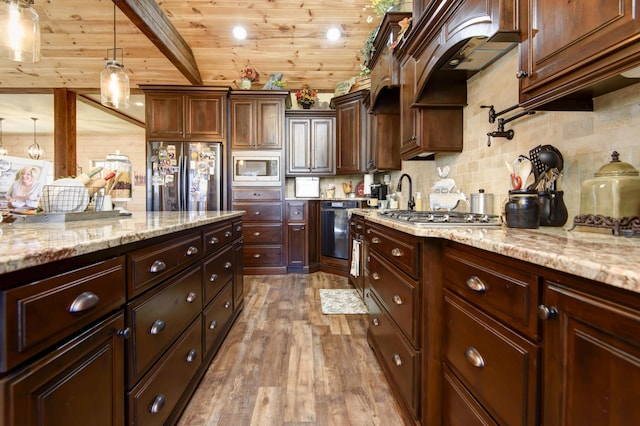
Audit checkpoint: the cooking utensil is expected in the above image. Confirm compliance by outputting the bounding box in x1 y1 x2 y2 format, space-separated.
518 158 533 188
528 150 561 191
506 160 522 190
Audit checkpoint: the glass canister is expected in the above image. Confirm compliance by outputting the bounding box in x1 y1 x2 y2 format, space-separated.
505 190 539 228
104 150 132 201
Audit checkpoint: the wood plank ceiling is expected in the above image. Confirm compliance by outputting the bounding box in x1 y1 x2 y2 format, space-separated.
0 0 378 93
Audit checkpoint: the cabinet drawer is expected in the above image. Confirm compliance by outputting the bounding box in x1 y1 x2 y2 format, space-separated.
1 256 126 372
368 251 418 346
128 317 202 426
443 365 498 426
349 217 364 235
203 222 234 256
368 292 419 417
443 290 538 426
203 245 234 305
203 283 234 355
128 232 202 297
243 245 284 267
127 264 202 386
232 219 243 240
232 188 283 201
286 201 306 222
443 245 540 339
242 223 283 244
366 223 419 279
233 202 283 222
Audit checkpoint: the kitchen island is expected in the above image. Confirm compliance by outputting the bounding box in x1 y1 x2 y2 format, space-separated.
0 210 244 426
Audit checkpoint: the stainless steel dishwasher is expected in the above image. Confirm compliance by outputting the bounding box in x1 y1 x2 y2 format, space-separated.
320 200 358 260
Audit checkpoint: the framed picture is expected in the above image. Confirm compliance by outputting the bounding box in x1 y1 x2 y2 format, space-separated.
0 155 53 209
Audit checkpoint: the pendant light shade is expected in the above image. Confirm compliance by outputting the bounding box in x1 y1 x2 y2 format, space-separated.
0 118 7 156
27 117 43 160
0 0 41 63
100 2 130 109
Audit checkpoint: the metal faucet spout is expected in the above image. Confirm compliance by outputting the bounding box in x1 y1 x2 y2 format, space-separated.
396 174 415 211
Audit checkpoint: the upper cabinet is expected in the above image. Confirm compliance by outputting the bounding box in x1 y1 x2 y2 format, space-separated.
230 91 290 150
332 90 369 175
141 86 229 141
286 110 335 176
518 0 640 110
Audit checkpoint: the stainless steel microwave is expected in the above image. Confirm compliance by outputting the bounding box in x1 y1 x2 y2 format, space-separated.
231 151 282 186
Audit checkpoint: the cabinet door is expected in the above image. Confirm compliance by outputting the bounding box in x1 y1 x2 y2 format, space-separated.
400 56 420 157
230 98 255 149
310 117 335 174
541 280 640 425
146 94 185 138
186 94 225 139
287 118 311 174
1 312 126 426
256 98 284 149
232 239 244 309
335 97 364 174
287 223 307 267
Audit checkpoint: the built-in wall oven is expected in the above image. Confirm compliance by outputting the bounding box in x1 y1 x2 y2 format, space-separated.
321 200 359 260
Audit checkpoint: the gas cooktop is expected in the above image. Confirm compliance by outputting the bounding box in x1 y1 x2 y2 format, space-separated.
378 210 502 226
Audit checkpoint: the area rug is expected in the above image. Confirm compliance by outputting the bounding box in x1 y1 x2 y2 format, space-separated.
319 289 368 315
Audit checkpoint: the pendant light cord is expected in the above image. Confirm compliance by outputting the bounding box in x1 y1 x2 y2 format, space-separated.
112 2 117 62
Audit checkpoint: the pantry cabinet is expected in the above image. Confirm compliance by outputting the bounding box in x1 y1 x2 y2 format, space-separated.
285 110 335 175
518 0 640 110
230 91 289 150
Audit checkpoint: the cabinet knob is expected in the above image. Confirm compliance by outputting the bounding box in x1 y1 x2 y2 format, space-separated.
516 70 529 79
464 347 485 368
209 320 218 330
294 211 300 215
210 273 219 282
149 394 166 414
225 231 233 238
149 319 166 335
253 253 261 258
392 353 403 367
253 192 261 197
149 260 166 273
371 237 381 244
391 248 403 257
538 304 559 320
185 349 198 363
69 291 100 313
210 236 219 244
186 291 198 303
254 211 262 215
225 261 232 269
372 272 380 280
117 327 132 339
253 231 261 237
236 225 243 232
392 295 403 305
224 301 232 309
372 317 380 326
186 246 199 256
465 276 487 293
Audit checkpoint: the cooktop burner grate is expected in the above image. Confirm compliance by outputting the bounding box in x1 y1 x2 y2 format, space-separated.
378 210 502 226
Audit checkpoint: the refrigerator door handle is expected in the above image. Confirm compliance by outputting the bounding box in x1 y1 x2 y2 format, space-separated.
181 154 189 211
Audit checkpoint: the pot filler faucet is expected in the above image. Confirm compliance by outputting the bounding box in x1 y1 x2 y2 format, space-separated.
396 173 415 211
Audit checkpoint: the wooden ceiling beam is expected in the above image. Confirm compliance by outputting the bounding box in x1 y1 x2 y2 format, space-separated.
115 0 203 85
77 95 145 129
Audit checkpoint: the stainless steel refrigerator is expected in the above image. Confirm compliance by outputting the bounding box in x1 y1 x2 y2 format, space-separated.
147 141 223 211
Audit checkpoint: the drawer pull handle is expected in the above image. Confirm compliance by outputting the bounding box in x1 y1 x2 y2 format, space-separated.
186 246 199 256
224 301 232 309
149 319 166 335
538 304 559 320
372 317 380 326
117 327 131 339
149 260 166 273
149 394 166 414
253 254 261 259
372 272 380 280
225 261 232 269
391 248 403 257
393 354 402 366
236 225 243 232
254 211 262 215
392 295 403 305
356 225 363 230
225 231 233 238
466 276 487 293
69 291 100 313
209 320 218 330
209 236 219 244
371 237 381 244
186 349 198 363
464 347 485 368
210 273 219 282
186 291 198 303
253 231 261 236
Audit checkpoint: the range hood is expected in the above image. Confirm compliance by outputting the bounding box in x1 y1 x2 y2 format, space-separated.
440 36 518 74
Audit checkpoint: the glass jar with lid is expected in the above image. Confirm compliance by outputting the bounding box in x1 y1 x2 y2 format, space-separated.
104 150 132 202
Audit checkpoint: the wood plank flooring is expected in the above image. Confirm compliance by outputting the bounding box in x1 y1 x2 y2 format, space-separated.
177 272 408 425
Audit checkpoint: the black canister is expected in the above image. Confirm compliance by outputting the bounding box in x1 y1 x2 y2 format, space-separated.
505 190 540 229
538 191 568 227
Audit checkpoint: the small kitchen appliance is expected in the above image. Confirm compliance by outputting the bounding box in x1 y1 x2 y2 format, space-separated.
295 177 320 198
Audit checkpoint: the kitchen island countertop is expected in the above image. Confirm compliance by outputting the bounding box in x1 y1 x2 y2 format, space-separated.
355 209 640 294
0 211 244 275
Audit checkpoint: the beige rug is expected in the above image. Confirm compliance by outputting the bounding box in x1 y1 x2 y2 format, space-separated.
319 289 368 314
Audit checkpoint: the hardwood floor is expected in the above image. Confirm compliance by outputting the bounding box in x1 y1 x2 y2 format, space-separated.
178 272 408 425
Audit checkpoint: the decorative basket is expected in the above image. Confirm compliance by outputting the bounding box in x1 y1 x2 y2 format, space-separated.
41 184 90 213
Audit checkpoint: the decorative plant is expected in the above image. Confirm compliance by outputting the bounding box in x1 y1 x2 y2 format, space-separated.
360 25 379 68
273 79 286 88
363 0 402 21
239 64 260 82
295 83 318 106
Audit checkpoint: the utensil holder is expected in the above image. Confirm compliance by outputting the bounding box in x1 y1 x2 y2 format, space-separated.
538 190 568 227
505 190 539 229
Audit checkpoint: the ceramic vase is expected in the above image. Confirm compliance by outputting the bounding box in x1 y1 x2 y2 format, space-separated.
240 78 252 89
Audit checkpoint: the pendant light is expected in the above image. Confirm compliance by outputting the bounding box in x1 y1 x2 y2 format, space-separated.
0 0 41 62
0 118 7 156
27 117 43 159
100 1 130 109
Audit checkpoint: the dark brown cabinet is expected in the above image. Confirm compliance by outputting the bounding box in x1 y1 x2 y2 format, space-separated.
285 200 308 271
141 86 228 140
285 110 335 175
230 91 289 150
519 0 640 110
333 90 368 174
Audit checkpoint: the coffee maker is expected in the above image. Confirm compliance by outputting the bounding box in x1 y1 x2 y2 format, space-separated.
370 183 388 201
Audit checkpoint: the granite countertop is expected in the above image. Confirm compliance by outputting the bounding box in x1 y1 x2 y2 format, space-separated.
0 211 244 275
355 210 640 294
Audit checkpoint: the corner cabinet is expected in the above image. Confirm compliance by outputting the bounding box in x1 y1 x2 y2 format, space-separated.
518 0 640 110
285 110 335 176
333 90 368 174
230 90 290 150
141 85 229 140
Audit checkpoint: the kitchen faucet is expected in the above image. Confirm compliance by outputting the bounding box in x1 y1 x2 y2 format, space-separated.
396 174 415 211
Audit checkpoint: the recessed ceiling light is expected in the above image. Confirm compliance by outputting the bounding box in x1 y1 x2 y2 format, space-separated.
232 26 247 40
326 27 341 42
